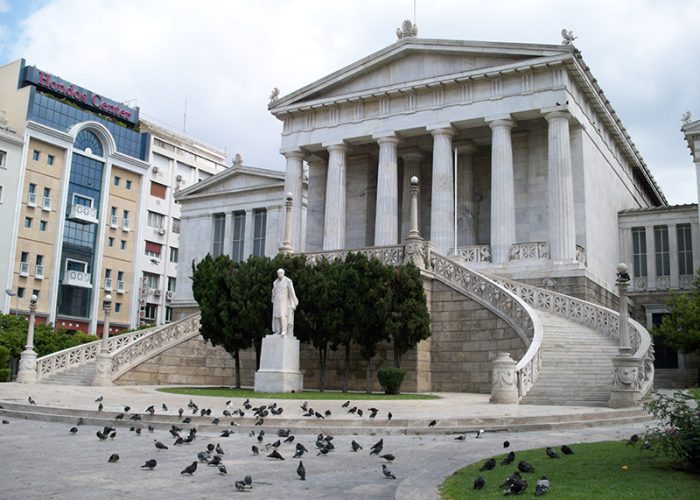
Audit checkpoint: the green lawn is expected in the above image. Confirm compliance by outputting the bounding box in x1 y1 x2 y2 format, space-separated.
688 387 700 400
157 387 440 400
441 440 700 499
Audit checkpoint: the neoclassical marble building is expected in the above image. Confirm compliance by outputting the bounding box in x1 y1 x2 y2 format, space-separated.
270 34 665 303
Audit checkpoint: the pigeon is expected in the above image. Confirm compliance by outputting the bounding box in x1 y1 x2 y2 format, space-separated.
141 459 157 470
517 461 535 473
626 434 640 445
98 403 103 412
234 481 247 491
561 445 574 455
475 429 485 439
357 409 363 417
218 464 227 475
148 425 155 433
220 430 232 438
535 476 550 496
109 430 117 439
154 440 168 451
223 410 232 417
342 400 350 408
162 404 168 411
545 447 560 459
173 437 184 446
181 461 197 475
178 408 184 417
370 438 383 450
130 414 141 421
108 453 119 463
277 428 290 437
503 440 510 448
387 412 393 421
479 458 496 472
95 396 104 402
182 417 192 424
208 455 222 467
380 454 395 462
370 444 383 456
351 440 363 452
69 427 78 434
96 431 107 441
348 406 357 414
267 449 284 460
271 439 281 448
501 451 515 465
504 478 528 495
135 428 142 435
293 444 307 458
499 471 521 489
454 434 466 441
216 443 225 455
284 435 295 443
124 406 131 413
428 419 437 427
198 451 211 462
28 396 36 405
473 476 486 490
297 460 306 480
382 464 396 479
146 405 155 415
1 419 9 424
115 413 124 420
252 445 259 455
77 418 84 426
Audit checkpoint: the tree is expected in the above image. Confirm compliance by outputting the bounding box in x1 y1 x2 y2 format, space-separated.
654 272 700 356
386 263 431 368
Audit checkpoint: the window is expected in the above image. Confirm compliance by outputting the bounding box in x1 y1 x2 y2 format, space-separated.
232 211 246 262
0 185 3 202
108 237 114 247
32 289 40 299
125 179 132 190
144 303 157 320
72 193 94 208
145 241 162 259
47 154 55 166
150 181 167 199
20 251 29 274
113 176 121 186
144 272 159 289
74 129 103 156
654 225 670 277
32 150 40 161
114 303 122 313
147 211 164 228
28 183 37 206
39 220 47 231
28 183 36 193
631 227 647 277
167 277 176 292
120 240 126 250
117 271 125 293
212 214 225 257
169 247 178 263
42 187 51 210
0 150 6 167
65 259 88 273
24 217 32 228
677 224 693 276
172 218 180 234
17 287 25 298
35 255 44 278
105 268 112 290
253 209 267 257
165 306 173 322
110 206 118 226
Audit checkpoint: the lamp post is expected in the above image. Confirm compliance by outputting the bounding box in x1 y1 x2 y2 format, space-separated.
609 262 639 408
5 289 17 317
615 262 631 355
92 294 113 386
16 294 38 384
403 176 426 269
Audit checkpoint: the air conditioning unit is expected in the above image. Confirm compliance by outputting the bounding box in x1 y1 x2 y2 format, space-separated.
152 165 159 173
158 228 166 235
153 289 162 297
176 174 183 182
166 290 174 301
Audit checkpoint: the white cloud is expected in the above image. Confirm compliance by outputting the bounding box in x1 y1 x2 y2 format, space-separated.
7 0 700 203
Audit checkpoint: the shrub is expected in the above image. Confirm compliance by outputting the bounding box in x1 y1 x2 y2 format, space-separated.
377 367 406 395
642 390 700 473
0 345 9 382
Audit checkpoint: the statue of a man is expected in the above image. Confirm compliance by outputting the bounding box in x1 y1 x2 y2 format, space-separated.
271 268 298 336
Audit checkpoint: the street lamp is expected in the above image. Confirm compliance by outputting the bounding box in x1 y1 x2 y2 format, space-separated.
16 294 38 384
5 289 17 317
92 294 113 386
610 262 638 408
615 262 631 355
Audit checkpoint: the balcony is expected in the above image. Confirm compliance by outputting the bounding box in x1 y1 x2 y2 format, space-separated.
69 204 98 224
116 280 125 293
104 277 113 291
122 218 130 231
35 265 44 279
64 270 92 288
110 215 118 228
27 193 37 207
19 262 29 276
42 197 51 211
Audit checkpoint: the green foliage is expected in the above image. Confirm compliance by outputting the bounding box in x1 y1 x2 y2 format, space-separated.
377 367 406 394
654 272 700 355
158 386 440 400
0 345 10 382
441 440 700 499
642 390 700 473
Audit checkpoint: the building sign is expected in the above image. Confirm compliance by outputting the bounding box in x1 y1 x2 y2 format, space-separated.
23 66 139 125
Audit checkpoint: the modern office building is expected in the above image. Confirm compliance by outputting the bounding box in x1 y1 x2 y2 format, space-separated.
0 59 227 334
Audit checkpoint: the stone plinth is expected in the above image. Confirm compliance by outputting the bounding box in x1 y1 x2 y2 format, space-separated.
489 352 519 404
609 355 642 408
16 349 37 384
254 334 304 393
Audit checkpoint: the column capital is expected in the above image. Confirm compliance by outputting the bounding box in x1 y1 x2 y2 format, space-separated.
281 149 306 160
541 105 572 121
454 140 477 154
427 124 456 137
485 115 515 129
323 142 348 153
373 133 400 145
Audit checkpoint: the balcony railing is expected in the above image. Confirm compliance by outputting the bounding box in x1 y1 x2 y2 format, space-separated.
105 277 113 291
64 270 92 288
42 196 51 211
19 262 29 276
116 280 125 293
69 204 98 224
35 265 44 279
110 215 118 227
122 218 130 231
27 193 37 207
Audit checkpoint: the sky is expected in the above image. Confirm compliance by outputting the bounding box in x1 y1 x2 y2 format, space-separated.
0 0 698 204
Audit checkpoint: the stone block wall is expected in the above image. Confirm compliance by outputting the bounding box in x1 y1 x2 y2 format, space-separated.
521 275 617 309
428 280 525 393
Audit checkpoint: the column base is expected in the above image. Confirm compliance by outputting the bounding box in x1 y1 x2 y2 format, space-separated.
254 334 304 393
92 352 113 387
16 350 37 384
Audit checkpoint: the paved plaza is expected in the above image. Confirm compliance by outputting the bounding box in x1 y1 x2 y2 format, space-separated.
0 383 654 499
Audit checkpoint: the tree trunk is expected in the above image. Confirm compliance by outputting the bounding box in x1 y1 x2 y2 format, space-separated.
365 356 372 393
233 350 241 389
319 344 327 392
343 342 351 393
394 344 402 369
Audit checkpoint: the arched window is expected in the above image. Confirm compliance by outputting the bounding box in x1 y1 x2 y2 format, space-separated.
74 129 104 157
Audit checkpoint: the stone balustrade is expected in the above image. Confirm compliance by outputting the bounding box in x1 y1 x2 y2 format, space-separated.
305 245 405 266
453 245 492 263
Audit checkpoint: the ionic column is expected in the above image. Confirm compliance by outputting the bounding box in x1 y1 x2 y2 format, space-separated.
487 116 516 265
429 125 456 254
323 143 347 250
374 134 400 246
543 108 576 262
283 150 305 252
455 141 477 246
400 149 422 240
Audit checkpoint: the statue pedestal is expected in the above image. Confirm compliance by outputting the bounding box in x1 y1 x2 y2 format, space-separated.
254 334 303 393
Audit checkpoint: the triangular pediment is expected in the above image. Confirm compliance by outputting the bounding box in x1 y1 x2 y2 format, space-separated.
175 165 284 201
270 38 571 112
